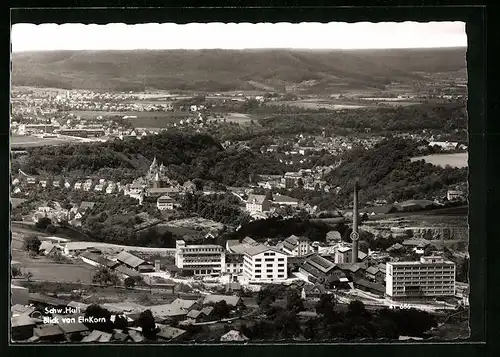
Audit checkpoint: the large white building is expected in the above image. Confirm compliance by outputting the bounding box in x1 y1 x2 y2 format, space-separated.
175 240 226 276
386 256 456 300
242 245 288 282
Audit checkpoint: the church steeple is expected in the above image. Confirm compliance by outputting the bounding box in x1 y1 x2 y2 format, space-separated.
149 156 158 173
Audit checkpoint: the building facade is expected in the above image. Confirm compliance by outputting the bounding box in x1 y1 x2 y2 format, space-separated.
386 256 456 300
245 194 271 213
242 246 288 282
175 240 226 276
282 235 311 257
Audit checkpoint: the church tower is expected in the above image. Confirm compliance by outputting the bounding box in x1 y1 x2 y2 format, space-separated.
149 156 158 174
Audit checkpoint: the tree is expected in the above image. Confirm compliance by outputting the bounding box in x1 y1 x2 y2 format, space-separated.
286 288 305 313
346 300 370 320
138 309 156 340
84 304 113 332
113 314 129 330
23 235 41 254
315 294 336 320
45 224 57 234
297 178 304 188
92 267 120 286
11 266 21 278
35 217 52 230
124 276 136 289
213 300 231 320
274 311 301 339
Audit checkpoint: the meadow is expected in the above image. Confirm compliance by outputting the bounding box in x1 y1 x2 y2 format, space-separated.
411 153 468 168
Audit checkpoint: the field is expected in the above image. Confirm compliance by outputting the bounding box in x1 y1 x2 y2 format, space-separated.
224 112 253 123
11 135 83 148
411 153 468 168
270 100 367 110
11 198 27 208
11 225 98 283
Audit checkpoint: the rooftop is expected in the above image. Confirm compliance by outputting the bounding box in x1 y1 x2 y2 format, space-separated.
116 251 146 268
203 294 241 307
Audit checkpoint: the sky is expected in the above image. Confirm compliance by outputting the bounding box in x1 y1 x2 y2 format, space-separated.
11 22 467 52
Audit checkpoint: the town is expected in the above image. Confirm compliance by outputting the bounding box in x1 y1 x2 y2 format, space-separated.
10 44 469 342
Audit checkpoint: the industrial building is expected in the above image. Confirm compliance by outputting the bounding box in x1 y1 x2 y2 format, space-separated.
174 240 226 276
386 256 456 300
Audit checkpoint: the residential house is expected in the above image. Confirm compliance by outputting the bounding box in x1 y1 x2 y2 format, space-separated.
245 194 271 213
39 241 58 256
12 284 30 305
186 309 204 323
127 329 145 343
57 320 89 336
105 183 116 194
74 182 83 190
94 183 106 192
202 294 243 308
272 194 299 207
225 253 244 275
200 306 214 320
52 178 61 188
149 304 189 322
11 304 36 318
157 195 179 211
301 284 327 300
220 330 249 342
33 324 65 342
11 315 36 341
447 190 465 201
39 179 49 188
156 326 187 342
364 266 385 283
63 179 73 189
81 330 113 342
282 235 312 257
79 201 96 213
82 179 94 191
27 177 37 186
225 282 242 294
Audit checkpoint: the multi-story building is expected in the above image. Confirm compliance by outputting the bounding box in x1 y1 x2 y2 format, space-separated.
157 195 178 211
245 194 271 213
386 256 456 300
282 235 311 257
175 240 226 276
242 245 288 282
225 253 244 275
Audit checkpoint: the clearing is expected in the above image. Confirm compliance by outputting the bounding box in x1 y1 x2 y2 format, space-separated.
411 153 468 168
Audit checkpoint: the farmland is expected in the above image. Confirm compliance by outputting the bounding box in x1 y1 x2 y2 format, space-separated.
11 135 83 148
411 153 468 168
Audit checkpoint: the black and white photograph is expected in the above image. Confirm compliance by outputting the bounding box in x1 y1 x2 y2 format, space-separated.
10 20 470 343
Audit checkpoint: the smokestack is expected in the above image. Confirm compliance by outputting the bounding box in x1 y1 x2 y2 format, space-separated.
351 180 359 263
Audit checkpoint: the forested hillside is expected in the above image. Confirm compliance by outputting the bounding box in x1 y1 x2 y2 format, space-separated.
325 138 468 206
15 132 285 186
12 48 466 92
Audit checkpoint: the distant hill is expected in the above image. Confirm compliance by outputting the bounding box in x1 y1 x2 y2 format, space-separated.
11 48 467 93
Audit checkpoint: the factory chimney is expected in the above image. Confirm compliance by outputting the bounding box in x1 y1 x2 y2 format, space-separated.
351 180 359 263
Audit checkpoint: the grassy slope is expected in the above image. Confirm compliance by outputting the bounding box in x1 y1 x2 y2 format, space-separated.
12 48 467 92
